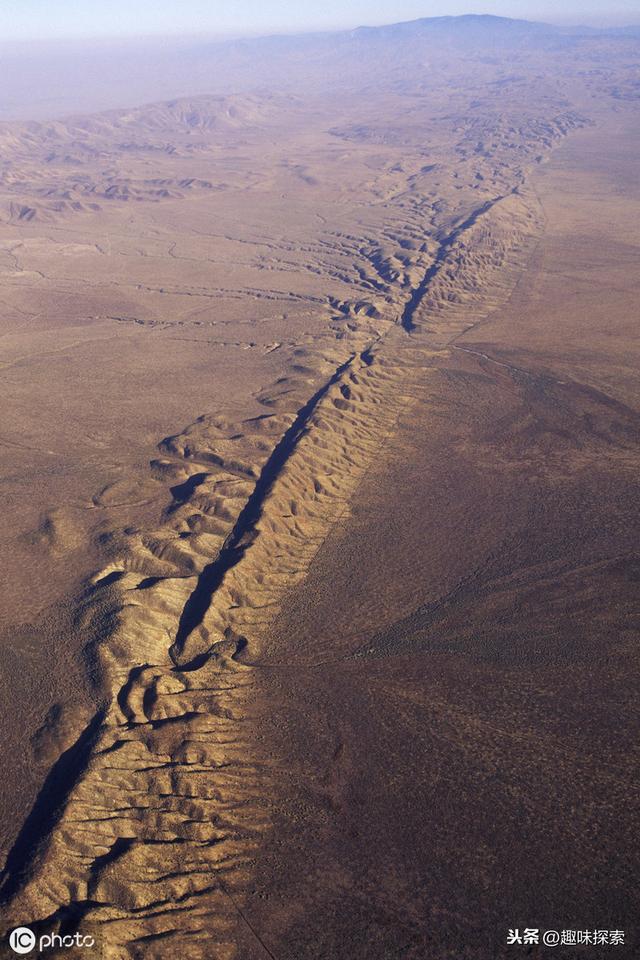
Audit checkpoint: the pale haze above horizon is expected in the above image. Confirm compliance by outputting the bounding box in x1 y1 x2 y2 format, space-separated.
1 0 639 42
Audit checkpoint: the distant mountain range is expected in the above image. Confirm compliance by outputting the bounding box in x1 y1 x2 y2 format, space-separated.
227 12 640 50
1 14 639 121
352 13 640 39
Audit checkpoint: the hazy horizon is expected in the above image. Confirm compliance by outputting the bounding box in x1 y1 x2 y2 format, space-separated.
1 3 640 124
1 1 639 43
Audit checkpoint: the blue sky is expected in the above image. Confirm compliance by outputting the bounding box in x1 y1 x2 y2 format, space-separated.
1 0 638 41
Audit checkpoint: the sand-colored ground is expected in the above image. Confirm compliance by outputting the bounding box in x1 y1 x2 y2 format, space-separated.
0 15 638 959
246 112 640 959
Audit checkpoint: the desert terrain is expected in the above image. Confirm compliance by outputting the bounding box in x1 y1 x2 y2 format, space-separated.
0 14 638 959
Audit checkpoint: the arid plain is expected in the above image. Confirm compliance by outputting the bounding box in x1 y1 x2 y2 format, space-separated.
0 15 639 960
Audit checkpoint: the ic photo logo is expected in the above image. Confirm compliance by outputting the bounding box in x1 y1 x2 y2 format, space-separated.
8 928 36 955
8 926 97 954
